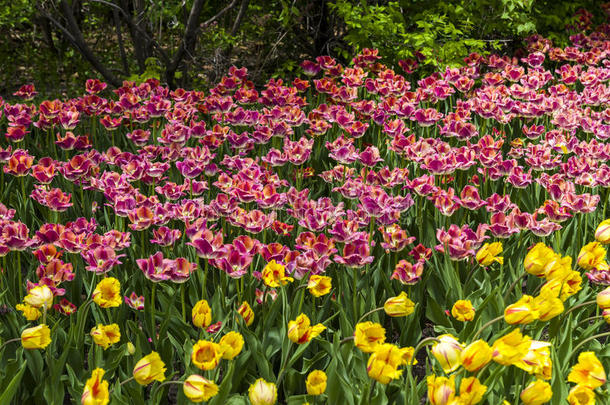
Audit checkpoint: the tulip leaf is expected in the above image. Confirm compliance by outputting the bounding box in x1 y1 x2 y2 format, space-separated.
0 361 26 405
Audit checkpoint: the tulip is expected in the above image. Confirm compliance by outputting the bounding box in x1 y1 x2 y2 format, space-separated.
567 385 596 405
431 334 463 373
92 277 121 308
383 291 415 317
492 329 531 366
458 376 487 405
475 242 503 266
15 303 41 321
237 301 254 326
595 219 610 244
577 242 607 270
219 331 244 360
90 324 121 350
427 375 456 405
520 379 552 405
21 324 51 349
524 243 555 276
81 368 109 405
183 375 219 403
248 378 277 405
367 343 410 384
596 286 610 309
307 275 332 297
461 340 492 372
24 285 54 310
192 299 212 328
306 370 327 395
287 314 325 344
532 291 564 321
191 340 223 371
451 299 475 321
133 351 166 385
568 352 607 389
354 321 386 353
514 341 552 380
261 260 293 288
504 295 539 324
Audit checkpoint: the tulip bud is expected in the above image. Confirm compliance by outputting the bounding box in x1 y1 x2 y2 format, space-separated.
431 334 463 373
597 286 610 310
520 379 552 405
21 324 52 349
524 243 555 276
183 375 219 403
237 301 254 326
126 342 136 355
383 291 415 317
306 370 327 395
504 295 539 324
248 378 277 405
595 219 610 244
133 351 166 385
461 339 492 372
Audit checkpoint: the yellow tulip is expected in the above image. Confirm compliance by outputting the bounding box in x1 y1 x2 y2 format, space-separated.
237 301 254 326
262 260 293 288
219 331 244 360
21 324 51 349
491 329 531 366
354 321 386 353
81 368 109 405
133 351 166 385
248 378 277 405
567 385 596 405
15 303 41 321
426 375 456 405
367 343 408 384
451 299 475 321
90 324 121 350
596 286 610 309
305 370 327 395
183 375 219 403
504 295 539 325
307 275 332 297
476 242 503 266
460 340 492 372
577 242 607 270
287 314 325 344
383 291 415 317
520 379 552 405
458 376 487 405
92 277 121 308
191 340 223 370
595 219 610 244
524 243 555 276
24 285 54 310
532 291 564 322
514 340 552 380
192 299 212 328
568 352 607 389
431 334 463 373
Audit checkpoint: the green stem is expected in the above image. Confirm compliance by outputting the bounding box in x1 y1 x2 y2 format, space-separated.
472 315 505 340
570 331 610 359
150 283 157 346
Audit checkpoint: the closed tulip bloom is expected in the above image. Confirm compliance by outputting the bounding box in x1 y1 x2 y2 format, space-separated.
476 242 503 266
567 385 596 405
81 368 109 405
354 321 386 353
383 291 415 317
461 340 492 372
431 334 463 373
237 301 254 326
568 352 607 389
191 340 223 370
307 275 332 297
183 375 219 403
90 323 121 350
248 378 277 405
219 331 244 360
367 343 409 384
520 379 552 405
532 291 564 321
192 299 212 328
262 260 293 288
287 313 325 344
596 286 610 309
595 219 610 244
427 375 456 405
492 329 531 366
504 295 539 324
92 277 121 308
542 254 572 281
458 376 487 405
577 242 607 270
24 285 54 310
540 270 582 301
306 370 327 395
21 324 51 349
524 243 555 276
133 351 166 385
451 299 475 321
